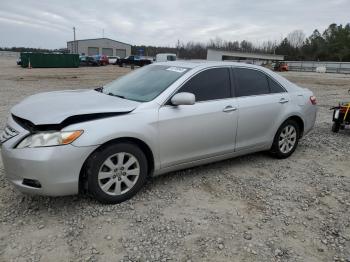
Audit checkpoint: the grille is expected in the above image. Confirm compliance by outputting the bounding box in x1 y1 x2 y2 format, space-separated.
0 125 19 144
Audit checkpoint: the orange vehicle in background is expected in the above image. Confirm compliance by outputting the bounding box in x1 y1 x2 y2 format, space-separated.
274 62 289 72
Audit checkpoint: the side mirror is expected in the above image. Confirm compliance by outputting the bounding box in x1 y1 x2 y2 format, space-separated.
171 92 195 106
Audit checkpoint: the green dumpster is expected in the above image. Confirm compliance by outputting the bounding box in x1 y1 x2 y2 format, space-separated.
20 53 79 68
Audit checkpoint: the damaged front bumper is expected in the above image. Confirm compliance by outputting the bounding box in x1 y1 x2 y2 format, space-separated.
0 115 97 196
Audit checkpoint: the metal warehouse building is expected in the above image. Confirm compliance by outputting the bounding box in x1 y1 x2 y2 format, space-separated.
207 48 284 64
67 38 131 58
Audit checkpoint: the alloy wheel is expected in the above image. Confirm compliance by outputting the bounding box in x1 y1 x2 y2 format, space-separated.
98 152 140 196
278 125 297 154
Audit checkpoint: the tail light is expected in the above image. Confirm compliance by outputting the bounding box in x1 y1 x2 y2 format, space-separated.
310 96 317 105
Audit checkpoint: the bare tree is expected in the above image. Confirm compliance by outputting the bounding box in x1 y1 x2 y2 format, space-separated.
287 30 306 48
261 40 277 53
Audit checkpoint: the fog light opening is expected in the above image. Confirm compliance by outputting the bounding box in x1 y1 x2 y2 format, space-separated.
22 179 42 188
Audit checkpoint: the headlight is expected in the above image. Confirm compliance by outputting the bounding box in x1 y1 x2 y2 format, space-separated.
16 130 83 149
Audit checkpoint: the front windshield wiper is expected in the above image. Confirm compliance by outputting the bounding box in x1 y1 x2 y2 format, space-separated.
108 93 126 99
95 86 104 92
103 91 145 102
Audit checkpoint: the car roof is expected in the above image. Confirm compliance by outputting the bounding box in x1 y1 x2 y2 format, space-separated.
154 60 267 70
153 60 300 93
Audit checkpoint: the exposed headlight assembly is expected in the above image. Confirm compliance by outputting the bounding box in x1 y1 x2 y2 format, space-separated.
16 130 83 149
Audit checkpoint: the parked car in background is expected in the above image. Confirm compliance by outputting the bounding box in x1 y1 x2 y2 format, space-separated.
79 55 88 66
0 62 317 204
108 56 120 65
93 55 109 66
79 55 99 66
117 55 152 67
155 53 176 62
274 62 289 72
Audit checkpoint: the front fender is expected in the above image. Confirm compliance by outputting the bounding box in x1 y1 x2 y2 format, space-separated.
65 110 160 170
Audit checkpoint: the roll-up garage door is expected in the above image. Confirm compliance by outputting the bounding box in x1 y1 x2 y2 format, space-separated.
116 49 126 58
88 47 99 56
102 48 113 56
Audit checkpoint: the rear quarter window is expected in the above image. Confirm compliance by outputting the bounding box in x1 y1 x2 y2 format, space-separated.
268 77 286 93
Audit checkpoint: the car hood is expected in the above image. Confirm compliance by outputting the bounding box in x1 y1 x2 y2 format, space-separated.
11 89 140 125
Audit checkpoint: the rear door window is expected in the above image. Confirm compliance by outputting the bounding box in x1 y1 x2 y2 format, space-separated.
234 68 269 97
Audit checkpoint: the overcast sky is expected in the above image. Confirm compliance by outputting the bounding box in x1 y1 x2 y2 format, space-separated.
0 0 348 49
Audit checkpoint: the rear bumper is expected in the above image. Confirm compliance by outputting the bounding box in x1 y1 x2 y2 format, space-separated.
303 105 317 136
1 142 97 196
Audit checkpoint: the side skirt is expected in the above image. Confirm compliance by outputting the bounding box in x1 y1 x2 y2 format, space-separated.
152 144 269 177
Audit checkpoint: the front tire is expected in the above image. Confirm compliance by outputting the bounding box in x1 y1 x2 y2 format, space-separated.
86 143 148 204
270 119 300 159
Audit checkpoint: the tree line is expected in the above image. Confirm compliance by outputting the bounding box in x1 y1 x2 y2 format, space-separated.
1 23 349 62
0 47 69 54
132 23 350 61
277 23 350 61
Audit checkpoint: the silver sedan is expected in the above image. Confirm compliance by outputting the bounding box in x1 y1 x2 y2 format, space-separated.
0 62 317 203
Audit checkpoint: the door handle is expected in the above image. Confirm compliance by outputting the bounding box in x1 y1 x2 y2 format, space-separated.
223 106 237 112
279 98 289 104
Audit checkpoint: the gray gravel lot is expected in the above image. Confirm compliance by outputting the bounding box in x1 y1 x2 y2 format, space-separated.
0 57 349 262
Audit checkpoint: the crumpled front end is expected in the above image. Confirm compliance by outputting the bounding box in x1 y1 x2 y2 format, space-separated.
0 115 97 196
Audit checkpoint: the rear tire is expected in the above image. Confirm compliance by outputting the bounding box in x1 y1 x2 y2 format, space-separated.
332 122 340 133
86 143 148 204
270 119 300 159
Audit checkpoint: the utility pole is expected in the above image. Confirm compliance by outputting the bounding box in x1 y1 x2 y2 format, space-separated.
73 27 77 53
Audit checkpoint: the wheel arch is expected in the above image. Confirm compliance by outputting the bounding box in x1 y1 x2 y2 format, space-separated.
269 114 304 158
78 137 155 194
286 115 304 138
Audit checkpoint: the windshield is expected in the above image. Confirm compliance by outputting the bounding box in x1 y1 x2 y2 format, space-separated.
102 65 189 102
167 55 176 61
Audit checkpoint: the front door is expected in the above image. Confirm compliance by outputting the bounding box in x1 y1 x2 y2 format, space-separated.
158 67 238 168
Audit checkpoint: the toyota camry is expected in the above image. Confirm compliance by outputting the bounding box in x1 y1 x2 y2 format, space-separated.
0 62 317 204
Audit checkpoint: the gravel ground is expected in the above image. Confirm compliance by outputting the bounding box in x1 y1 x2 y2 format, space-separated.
0 57 349 262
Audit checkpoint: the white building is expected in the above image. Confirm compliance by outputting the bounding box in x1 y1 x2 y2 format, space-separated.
207 48 284 65
67 38 131 58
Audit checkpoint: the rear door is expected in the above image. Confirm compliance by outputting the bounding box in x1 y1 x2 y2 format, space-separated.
233 67 289 150
158 67 238 168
